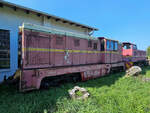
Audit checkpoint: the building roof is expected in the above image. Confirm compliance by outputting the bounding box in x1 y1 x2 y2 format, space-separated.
0 0 98 31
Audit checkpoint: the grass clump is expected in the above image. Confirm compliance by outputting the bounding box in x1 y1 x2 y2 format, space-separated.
0 66 150 113
75 90 83 97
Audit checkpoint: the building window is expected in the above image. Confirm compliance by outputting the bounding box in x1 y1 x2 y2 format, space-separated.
93 43 97 50
0 29 10 69
56 36 63 45
74 39 80 47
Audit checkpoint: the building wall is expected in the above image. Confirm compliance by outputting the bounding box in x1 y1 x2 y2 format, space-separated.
0 5 90 82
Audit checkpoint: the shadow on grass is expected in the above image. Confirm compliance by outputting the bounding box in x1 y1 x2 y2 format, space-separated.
141 66 150 75
79 71 125 88
0 71 125 113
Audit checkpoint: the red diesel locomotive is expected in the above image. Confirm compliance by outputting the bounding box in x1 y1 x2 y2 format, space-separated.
122 42 147 68
15 23 147 92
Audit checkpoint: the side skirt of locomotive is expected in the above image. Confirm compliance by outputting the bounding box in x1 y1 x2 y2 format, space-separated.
19 62 124 92
133 60 149 67
125 60 148 69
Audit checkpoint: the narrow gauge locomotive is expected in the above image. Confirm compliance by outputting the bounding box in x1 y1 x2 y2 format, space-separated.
16 23 146 92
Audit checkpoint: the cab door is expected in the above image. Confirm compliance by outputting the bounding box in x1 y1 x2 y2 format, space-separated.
106 40 111 64
99 38 105 63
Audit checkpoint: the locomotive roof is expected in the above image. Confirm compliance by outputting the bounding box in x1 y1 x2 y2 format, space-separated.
98 37 119 42
122 42 136 46
0 0 98 31
20 23 98 40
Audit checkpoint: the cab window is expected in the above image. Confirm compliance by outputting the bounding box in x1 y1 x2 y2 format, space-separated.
110 41 114 51
107 40 118 51
114 42 118 51
107 40 110 50
123 44 131 49
133 45 137 50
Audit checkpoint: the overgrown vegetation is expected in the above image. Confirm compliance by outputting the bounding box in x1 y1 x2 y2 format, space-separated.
75 90 83 97
0 66 150 113
147 46 150 59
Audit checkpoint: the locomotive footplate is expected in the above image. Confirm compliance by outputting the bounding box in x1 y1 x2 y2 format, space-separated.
20 64 110 92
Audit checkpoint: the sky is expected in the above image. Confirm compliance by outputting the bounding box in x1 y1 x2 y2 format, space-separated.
5 0 150 50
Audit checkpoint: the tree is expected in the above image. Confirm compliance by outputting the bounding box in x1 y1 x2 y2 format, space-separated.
147 46 150 58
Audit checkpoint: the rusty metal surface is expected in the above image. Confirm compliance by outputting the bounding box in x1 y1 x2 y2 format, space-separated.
22 29 104 69
20 28 126 91
20 64 108 91
22 30 51 69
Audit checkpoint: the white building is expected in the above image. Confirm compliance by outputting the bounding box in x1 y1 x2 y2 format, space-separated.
0 0 98 82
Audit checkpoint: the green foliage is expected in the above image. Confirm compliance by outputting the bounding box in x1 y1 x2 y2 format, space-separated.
147 46 150 58
0 66 150 113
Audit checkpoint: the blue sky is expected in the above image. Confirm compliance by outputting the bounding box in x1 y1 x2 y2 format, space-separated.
5 0 150 50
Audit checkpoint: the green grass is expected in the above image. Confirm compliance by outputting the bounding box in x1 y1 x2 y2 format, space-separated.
0 66 150 113
75 90 83 97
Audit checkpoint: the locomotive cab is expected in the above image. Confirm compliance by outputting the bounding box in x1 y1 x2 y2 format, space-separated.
98 37 122 64
122 42 147 68
98 37 124 72
99 37 118 51
122 42 137 56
